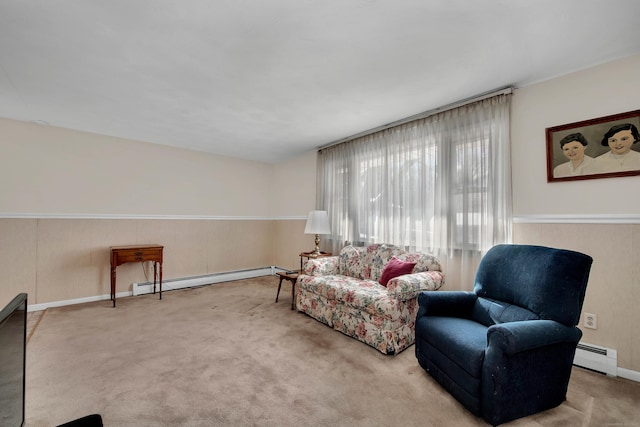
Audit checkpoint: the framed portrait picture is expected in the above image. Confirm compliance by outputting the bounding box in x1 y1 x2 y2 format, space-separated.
546 109 640 182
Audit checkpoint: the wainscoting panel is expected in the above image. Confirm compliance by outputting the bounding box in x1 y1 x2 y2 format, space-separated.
514 221 640 376
0 217 275 308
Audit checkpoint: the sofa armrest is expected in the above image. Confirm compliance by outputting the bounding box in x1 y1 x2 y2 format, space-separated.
303 256 340 276
386 271 445 300
487 320 582 355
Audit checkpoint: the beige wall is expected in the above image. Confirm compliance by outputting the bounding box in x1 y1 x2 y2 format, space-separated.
271 150 320 270
511 53 640 373
511 53 640 216
271 150 317 218
0 218 274 305
514 223 640 371
0 118 305 309
0 118 274 217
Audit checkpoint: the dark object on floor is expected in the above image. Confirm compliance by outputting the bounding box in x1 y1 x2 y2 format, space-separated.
0 293 27 427
57 414 103 427
415 244 593 426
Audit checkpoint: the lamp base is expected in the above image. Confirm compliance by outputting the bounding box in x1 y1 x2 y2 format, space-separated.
311 234 322 255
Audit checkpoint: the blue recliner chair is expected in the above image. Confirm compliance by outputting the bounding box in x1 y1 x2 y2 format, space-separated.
415 244 593 426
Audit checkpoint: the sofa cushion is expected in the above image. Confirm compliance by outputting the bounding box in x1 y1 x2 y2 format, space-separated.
297 274 406 321
416 316 488 390
364 244 406 281
379 256 416 287
339 245 368 279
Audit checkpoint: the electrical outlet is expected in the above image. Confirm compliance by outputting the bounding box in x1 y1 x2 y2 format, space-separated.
584 313 597 329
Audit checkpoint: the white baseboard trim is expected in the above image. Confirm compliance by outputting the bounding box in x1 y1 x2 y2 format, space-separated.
28 267 281 312
132 267 276 296
617 367 640 383
28 291 130 312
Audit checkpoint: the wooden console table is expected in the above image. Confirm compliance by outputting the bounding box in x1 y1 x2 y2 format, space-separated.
110 244 163 307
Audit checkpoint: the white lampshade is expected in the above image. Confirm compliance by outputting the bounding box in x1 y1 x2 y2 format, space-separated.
304 210 331 235
304 210 330 255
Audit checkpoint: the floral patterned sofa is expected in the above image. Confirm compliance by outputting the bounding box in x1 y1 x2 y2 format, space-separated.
296 243 444 354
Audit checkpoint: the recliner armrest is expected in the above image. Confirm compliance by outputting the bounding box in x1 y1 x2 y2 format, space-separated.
487 320 582 355
417 291 477 319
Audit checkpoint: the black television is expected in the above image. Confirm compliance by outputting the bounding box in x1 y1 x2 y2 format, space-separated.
0 293 27 427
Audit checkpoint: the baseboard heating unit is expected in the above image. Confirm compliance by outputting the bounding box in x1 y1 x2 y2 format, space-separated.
133 267 275 296
573 342 617 377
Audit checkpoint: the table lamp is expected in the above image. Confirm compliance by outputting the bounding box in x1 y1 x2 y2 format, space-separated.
304 210 331 255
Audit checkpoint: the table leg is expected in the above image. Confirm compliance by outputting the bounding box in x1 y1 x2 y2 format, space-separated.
110 266 116 307
153 261 157 295
276 276 284 303
159 262 163 300
291 279 296 310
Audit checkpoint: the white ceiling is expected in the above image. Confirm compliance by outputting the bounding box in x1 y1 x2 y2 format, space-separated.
2 1 640 163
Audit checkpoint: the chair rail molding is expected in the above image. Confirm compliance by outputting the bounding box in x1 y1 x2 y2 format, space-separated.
0 213 273 220
513 214 640 224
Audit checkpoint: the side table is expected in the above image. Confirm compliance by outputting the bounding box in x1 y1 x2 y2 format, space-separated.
110 244 163 307
299 251 332 271
275 271 300 310
276 252 333 311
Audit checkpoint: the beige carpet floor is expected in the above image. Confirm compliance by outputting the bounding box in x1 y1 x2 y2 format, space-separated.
25 276 640 426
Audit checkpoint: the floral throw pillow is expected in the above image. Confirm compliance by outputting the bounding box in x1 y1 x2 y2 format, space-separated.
379 256 416 287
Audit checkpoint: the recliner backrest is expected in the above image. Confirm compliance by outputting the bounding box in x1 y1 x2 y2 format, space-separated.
472 244 593 327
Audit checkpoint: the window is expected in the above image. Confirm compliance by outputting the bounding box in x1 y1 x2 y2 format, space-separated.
317 94 511 282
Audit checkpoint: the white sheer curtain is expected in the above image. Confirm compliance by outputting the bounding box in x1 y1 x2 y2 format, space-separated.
316 94 512 288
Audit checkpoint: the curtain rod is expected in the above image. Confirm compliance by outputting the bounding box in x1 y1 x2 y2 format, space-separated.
318 86 513 151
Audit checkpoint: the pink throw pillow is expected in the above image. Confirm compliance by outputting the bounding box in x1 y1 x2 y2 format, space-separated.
379 256 416 287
